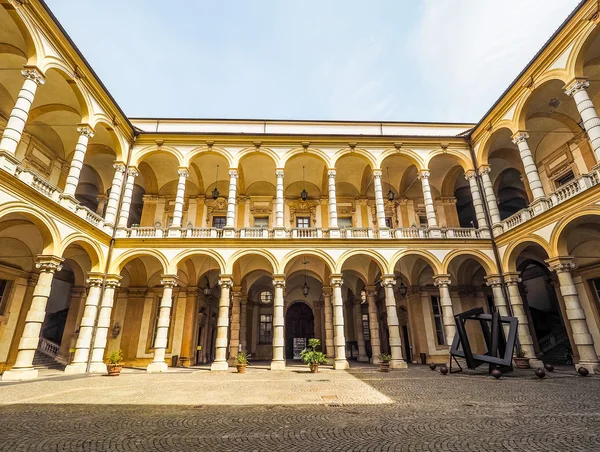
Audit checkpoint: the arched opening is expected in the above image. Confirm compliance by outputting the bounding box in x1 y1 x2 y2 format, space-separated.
188 151 230 228
283 153 326 229
377 153 421 228
238 152 276 229
285 302 314 360
496 168 528 219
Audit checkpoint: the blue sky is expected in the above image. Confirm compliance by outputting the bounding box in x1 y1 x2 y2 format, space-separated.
46 0 581 122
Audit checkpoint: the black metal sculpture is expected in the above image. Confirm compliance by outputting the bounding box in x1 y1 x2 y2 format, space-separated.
449 307 518 374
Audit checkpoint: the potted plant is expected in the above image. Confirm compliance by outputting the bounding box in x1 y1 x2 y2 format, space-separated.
106 349 123 376
513 346 530 369
235 351 249 373
378 353 392 372
300 338 328 373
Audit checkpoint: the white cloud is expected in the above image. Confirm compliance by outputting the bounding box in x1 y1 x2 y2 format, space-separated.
407 0 581 122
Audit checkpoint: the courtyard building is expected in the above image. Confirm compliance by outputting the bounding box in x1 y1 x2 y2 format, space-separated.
2 0 600 381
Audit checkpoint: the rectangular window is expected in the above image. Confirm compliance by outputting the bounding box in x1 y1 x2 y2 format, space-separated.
254 216 269 228
430 295 445 346
362 313 370 341
259 314 273 343
296 216 310 228
591 279 600 305
385 217 393 228
554 170 575 188
151 297 172 349
212 215 227 229
338 217 353 228
0 279 10 316
418 215 428 227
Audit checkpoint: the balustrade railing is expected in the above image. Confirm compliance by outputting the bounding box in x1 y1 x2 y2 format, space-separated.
538 330 569 353
38 336 60 359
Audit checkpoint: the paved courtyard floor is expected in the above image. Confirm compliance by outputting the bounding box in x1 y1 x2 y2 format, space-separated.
0 363 598 451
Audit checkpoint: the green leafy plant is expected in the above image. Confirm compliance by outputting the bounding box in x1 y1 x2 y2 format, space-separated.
107 349 123 365
235 351 249 365
300 338 328 366
514 346 526 358
378 353 392 363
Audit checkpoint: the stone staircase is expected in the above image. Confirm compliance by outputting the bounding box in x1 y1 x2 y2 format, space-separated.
541 339 571 364
32 350 66 371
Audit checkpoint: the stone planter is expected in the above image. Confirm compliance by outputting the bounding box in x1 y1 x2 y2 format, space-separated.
178 356 190 368
514 357 530 369
107 364 122 376
379 362 391 372
236 364 247 374
309 364 319 373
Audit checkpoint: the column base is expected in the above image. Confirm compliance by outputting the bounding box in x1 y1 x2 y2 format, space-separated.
428 227 442 238
147 361 168 373
370 356 380 365
89 362 107 374
529 197 550 215
576 361 600 374
333 359 349 370
103 223 115 234
390 359 408 369
1 367 38 381
59 193 79 212
270 360 286 371
167 227 181 237
64 362 88 375
357 355 370 363
273 227 287 238
210 361 229 371
528 358 544 368
222 228 236 238
492 224 504 237
115 227 128 238
0 150 19 175
479 228 491 238
328 227 341 238
378 228 391 238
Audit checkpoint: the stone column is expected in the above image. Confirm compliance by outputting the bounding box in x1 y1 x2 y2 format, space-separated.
103 163 126 227
484 275 509 317
239 298 248 351
271 277 286 370
565 78 600 162
0 68 45 157
330 275 349 369
228 287 242 363
366 286 381 364
328 169 339 235
353 299 368 362
433 275 456 346
2 256 62 381
323 287 334 358
373 169 389 232
211 277 232 371
505 272 542 367
117 167 139 229
225 169 238 229
547 257 600 373
171 168 189 229
96 195 108 216
64 273 104 374
275 169 285 229
147 276 178 372
512 132 545 201
479 165 502 229
89 275 122 373
62 125 95 199
382 276 407 369
418 170 438 228
464 170 488 229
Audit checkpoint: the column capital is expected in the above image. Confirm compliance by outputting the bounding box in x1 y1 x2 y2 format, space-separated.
565 78 590 97
228 168 238 178
478 164 491 175
330 274 343 288
86 272 104 287
275 168 284 178
218 276 234 290
142 195 159 204
105 275 122 289
373 169 383 178
511 131 530 144
484 274 503 288
231 286 244 298
504 272 522 285
21 67 46 85
35 255 63 273
545 256 576 273
417 169 431 180
113 162 127 173
76 124 95 138
127 166 139 177
160 275 178 288
327 168 337 179
365 285 378 296
381 275 396 288
178 167 190 178
272 276 286 289
322 286 333 297
433 274 451 287
96 194 108 203
464 169 477 180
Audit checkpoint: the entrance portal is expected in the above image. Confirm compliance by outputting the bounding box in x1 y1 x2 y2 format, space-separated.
285 302 314 360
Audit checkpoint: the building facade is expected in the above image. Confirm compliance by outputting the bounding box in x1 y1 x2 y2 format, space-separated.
1 0 600 380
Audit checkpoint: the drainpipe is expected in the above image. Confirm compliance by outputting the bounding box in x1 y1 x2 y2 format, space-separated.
86 132 138 372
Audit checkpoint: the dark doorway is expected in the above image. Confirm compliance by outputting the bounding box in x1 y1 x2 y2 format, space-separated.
285 302 314 359
402 325 411 363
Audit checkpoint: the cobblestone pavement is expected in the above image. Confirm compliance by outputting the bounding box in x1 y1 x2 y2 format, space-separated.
0 364 598 451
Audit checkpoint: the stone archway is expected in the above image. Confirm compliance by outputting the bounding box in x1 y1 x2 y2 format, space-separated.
285 302 314 360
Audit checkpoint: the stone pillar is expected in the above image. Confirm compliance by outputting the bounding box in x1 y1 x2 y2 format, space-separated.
479 165 502 231
117 167 139 229
225 169 238 229
271 277 286 370
323 287 334 358
147 276 178 372
0 68 45 157
484 275 509 317
62 125 95 199
418 170 438 228
103 163 126 227
239 298 248 351
366 286 381 364
211 277 232 371
505 272 542 367
565 78 600 163
353 300 368 362
512 132 545 201
96 195 108 216
275 169 285 230
373 169 389 232
382 276 407 369
433 275 456 346
64 273 104 374
464 170 488 229
330 275 349 370
89 275 121 373
228 287 242 363
547 257 600 373
327 169 339 235
171 168 189 229
2 256 62 381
